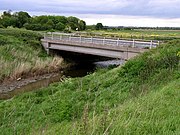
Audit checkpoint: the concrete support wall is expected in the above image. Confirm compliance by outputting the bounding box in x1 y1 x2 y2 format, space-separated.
41 40 50 54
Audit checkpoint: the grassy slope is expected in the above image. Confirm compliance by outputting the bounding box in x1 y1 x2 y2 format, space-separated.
45 79 180 135
0 28 64 82
0 40 179 134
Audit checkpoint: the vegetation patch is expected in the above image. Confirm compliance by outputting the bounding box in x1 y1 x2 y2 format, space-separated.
0 39 179 134
83 29 180 41
0 28 65 82
0 11 86 32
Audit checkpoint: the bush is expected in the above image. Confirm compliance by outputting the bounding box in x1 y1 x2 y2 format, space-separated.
119 41 179 82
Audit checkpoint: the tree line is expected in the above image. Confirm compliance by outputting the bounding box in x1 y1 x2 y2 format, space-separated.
0 10 86 32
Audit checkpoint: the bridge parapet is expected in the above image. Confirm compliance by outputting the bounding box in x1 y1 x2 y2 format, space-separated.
44 33 159 49
42 33 160 60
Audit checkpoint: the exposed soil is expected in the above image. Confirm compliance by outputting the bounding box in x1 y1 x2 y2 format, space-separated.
0 72 63 95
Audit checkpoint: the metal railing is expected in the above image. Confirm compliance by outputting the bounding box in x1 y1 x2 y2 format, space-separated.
44 33 160 49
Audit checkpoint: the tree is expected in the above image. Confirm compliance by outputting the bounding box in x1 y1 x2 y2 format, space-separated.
46 20 54 29
55 22 65 31
36 16 48 24
2 10 12 17
0 10 86 31
0 16 16 28
0 10 16 28
67 16 79 30
51 16 68 25
67 16 79 24
24 23 42 31
14 11 31 28
95 23 103 30
78 20 86 30
56 16 68 24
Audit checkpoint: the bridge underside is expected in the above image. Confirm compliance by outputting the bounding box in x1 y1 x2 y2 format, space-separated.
49 49 115 62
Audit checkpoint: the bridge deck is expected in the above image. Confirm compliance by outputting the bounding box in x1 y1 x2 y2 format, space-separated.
42 33 159 60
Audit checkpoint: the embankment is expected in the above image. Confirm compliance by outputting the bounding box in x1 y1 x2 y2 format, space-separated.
0 38 179 134
0 28 67 83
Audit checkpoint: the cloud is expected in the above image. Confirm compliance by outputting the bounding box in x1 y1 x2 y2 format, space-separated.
0 0 180 18
0 0 180 26
82 14 180 27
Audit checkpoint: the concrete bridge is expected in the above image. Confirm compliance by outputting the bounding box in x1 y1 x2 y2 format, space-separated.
41 33 159 60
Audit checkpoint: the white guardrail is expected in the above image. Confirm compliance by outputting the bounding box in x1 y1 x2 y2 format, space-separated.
44 33 160 49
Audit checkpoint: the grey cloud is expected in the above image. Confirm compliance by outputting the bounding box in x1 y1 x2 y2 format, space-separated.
0 0 179 18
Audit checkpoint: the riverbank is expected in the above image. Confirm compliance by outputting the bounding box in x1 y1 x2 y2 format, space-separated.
0 72 65 99
0 28 67 83
0 60 125 99
0 40 179 134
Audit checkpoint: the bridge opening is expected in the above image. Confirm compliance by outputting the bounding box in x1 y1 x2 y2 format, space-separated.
48 49 125 77
49 49 118 63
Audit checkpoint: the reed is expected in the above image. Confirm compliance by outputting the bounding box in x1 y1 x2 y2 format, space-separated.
0 28 66 82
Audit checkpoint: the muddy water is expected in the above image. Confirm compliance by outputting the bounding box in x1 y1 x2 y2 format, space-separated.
0 60 125 100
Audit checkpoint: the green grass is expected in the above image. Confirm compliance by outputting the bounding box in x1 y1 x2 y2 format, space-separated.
84 29 180 41
0 39 179 134
41 79 180 135
0 28 64 82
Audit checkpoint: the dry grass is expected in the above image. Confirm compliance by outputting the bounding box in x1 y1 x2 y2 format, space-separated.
0 56 64 82
0 28 66 82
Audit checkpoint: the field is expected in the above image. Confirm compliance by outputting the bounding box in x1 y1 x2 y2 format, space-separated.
0 39 179 134
0 28 65 82
83 29 180 41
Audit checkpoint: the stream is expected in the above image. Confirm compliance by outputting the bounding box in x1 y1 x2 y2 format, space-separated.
0 59 125 100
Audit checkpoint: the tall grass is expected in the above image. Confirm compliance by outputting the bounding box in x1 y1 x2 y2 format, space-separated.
0 28 65 82
0 39 179 134
44 79 179 135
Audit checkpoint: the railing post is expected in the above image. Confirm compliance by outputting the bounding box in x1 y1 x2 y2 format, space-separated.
158 41 160 46
117 38 119 46
91 36 93 43
47 42 50 55
80 36 82 43
69 35 71 41
44 33 46 39
51 33 53 40
103 37 105 45
60 35 62 40
132 39 135 47
150 40 153 49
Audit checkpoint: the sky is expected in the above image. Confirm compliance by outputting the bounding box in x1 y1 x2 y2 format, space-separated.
0 0 180 27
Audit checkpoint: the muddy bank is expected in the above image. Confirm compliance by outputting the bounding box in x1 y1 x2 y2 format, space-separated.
0 61 71 98
0 73 63 93
0 63 94 99
0 73 65 99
